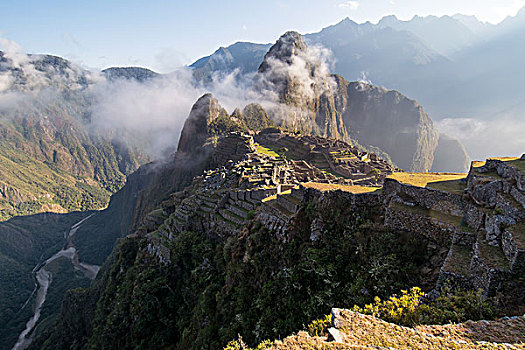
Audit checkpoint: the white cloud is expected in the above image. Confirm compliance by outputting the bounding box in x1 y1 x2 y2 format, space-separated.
339 1 360 10
154 47 188 73
0 35 340 159
436 117 525 160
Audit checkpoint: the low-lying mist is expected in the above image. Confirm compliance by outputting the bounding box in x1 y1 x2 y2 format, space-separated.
1 35 523 163
1 36 338 160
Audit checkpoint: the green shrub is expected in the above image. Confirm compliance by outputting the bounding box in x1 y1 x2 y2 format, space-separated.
421 287 496 324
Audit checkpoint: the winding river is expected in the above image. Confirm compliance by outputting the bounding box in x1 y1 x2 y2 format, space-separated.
12 214 99 350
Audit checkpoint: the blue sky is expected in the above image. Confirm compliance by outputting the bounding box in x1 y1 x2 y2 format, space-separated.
1 0 524 72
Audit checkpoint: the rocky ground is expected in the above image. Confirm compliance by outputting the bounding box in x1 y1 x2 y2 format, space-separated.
270 309 525 349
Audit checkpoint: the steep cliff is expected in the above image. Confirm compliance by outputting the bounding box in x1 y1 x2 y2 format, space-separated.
257 31 442 172
343 81 439 172
177 93 230 153
431 133 471 172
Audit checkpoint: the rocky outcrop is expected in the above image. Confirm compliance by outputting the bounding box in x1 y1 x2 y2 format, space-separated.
257 31 443 172
269 308 525 349
177 93 229 153
343 82 439 172
257 32 348 141
431 133 470 172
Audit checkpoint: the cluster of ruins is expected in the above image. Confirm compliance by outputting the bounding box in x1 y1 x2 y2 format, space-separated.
256 130 394 186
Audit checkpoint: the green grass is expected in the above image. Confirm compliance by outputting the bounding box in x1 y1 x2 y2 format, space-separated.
426 179 466 195
507 159 525 172
443 245 472 276
477 236 509 270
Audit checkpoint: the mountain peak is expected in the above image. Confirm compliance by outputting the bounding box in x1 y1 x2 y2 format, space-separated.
258 31 307 73
177 93 228 153
378 14 400 25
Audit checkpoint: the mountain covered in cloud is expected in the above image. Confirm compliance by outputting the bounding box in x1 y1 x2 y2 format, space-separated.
189 31 469 172
189 9 525 160
255 31 445 172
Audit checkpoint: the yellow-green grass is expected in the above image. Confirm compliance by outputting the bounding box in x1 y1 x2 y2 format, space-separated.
442 244 472 276
255 145 280 158
262 189 292 203
476 231 509 270
388 172 467 188
302 182 381 194
426 179 467 195
489 156 521 161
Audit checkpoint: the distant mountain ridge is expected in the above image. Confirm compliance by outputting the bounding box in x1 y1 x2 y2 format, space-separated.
102 67 159 82
190 42 271 83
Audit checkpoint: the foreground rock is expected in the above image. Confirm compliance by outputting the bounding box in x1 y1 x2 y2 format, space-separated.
271 309 525 349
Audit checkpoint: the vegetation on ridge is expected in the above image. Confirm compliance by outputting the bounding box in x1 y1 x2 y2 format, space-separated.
33 198 435 349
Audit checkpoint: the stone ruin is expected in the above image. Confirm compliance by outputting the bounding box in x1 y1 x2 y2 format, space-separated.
256 130 394 186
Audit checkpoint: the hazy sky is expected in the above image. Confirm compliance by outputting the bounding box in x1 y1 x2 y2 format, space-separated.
1 0 524 72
